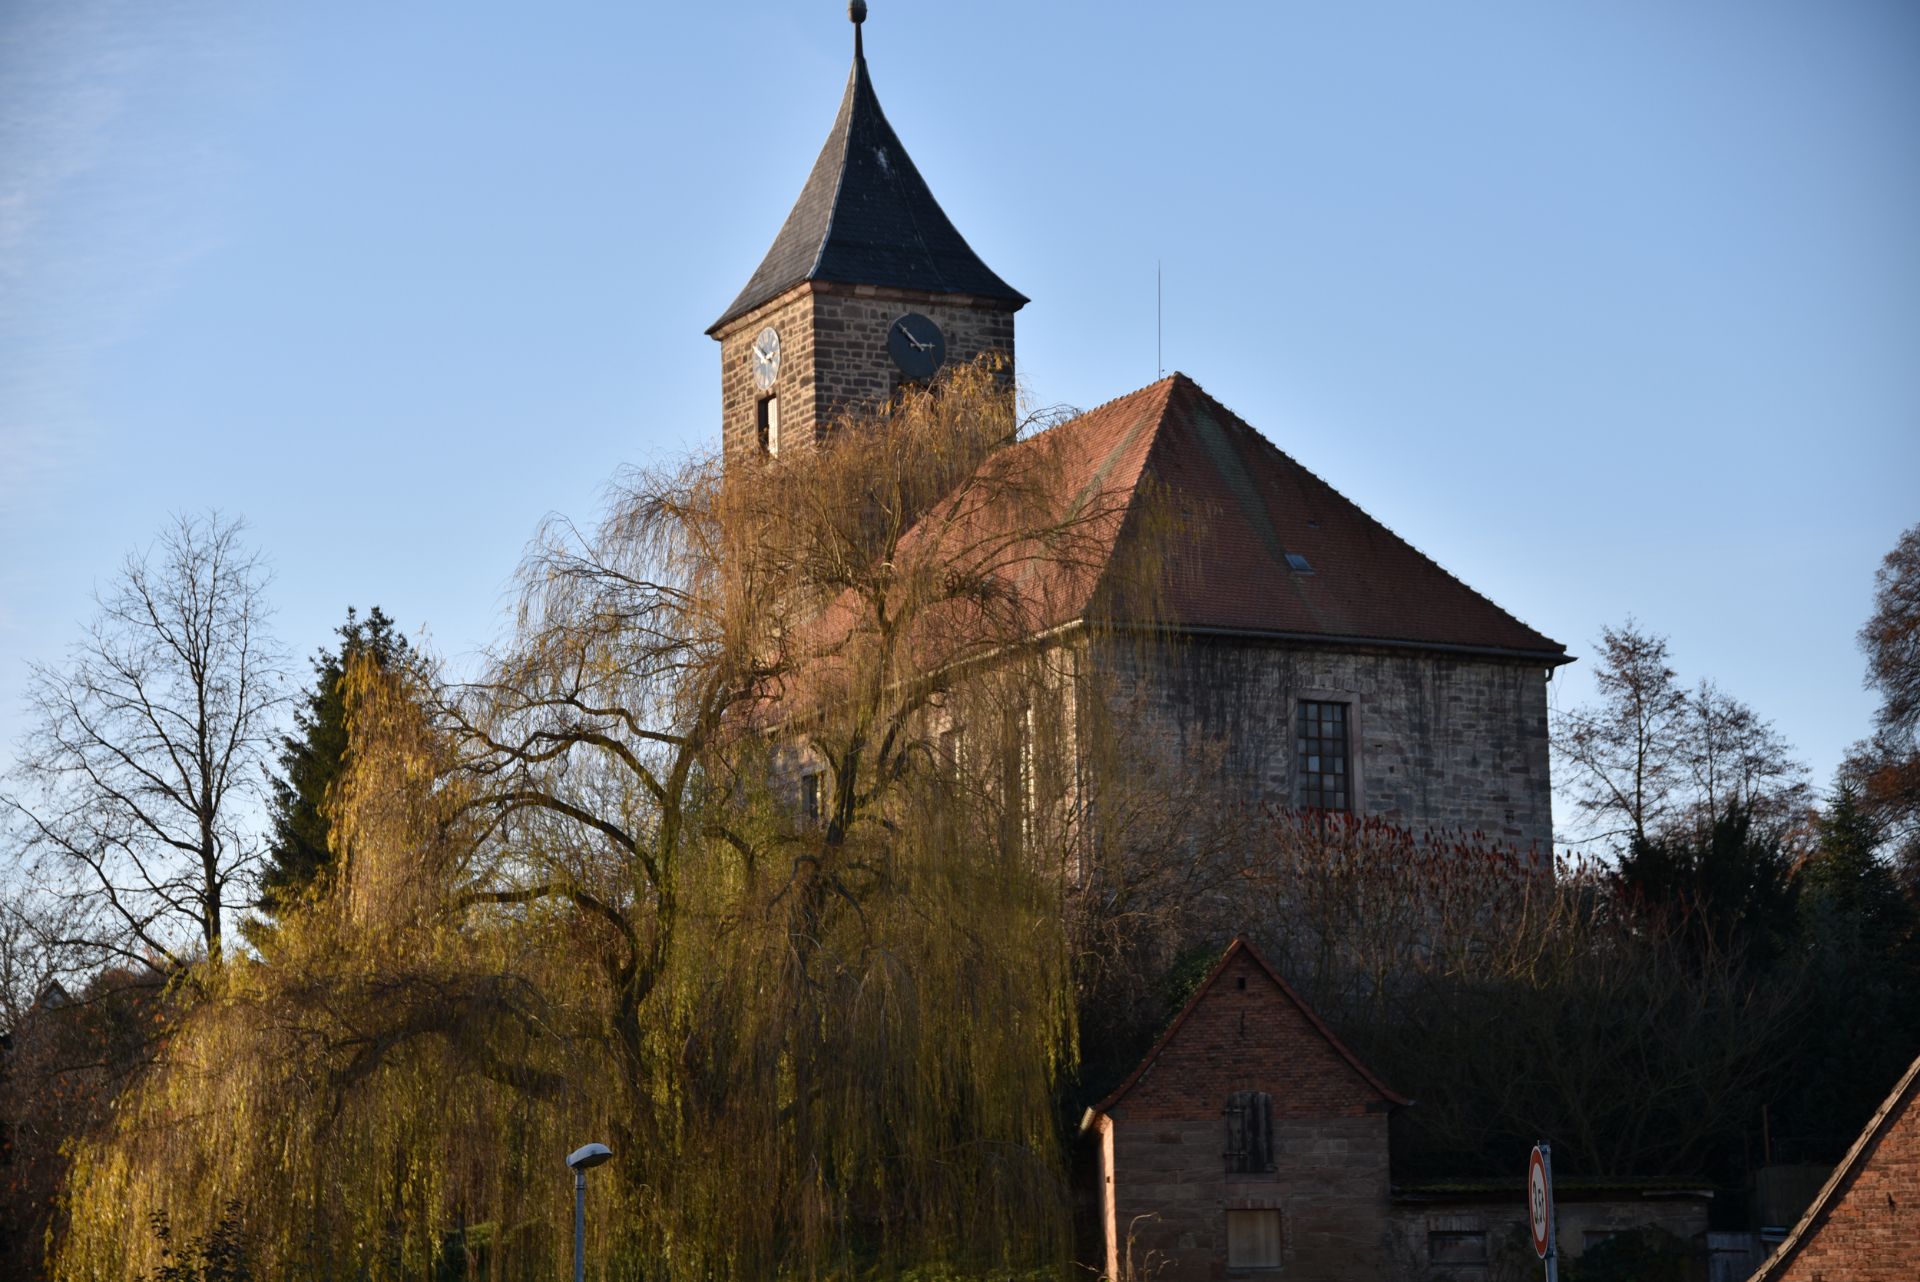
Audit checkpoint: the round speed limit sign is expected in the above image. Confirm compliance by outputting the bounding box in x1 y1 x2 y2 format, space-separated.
1528 1145 1553 1259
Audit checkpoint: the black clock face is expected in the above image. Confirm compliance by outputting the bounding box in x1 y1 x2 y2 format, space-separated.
887 313 946 381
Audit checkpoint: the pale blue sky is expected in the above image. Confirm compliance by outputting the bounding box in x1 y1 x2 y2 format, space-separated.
3 1 1916 843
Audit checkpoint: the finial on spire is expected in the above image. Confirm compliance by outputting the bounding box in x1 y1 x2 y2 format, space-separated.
849 1 867 25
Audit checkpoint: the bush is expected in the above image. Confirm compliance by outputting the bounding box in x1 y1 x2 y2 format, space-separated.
1563 1226 1697 1282
135 1201 251 1282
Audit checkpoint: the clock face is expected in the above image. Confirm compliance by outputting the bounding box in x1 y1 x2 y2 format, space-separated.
751 326 781 391
887 313 946 382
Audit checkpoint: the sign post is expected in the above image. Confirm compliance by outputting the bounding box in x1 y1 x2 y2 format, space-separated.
1528 1143 1559 1282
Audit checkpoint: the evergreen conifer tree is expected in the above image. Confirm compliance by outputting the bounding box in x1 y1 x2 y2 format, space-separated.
1785 782 1920 1150
258 607 412 915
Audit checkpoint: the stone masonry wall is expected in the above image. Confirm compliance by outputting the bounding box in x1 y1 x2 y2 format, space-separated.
714 282 1016 468
807 283 1014 425
1090 633 1555 853
717 288 816 463
1389 1197 1709 1279
1099 948 1396 1281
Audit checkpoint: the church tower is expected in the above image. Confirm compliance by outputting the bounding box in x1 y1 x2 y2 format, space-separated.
708 3 1027 465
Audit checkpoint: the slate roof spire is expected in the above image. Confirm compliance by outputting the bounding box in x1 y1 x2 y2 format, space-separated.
707 5 1028 335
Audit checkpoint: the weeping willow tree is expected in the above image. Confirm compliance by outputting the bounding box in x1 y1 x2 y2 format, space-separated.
437 359 1147 1276
57 360 1176 1280
57 652 614 1280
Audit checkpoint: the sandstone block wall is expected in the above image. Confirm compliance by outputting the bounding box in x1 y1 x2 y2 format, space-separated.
715 282 1015 466
1091 634 1555 852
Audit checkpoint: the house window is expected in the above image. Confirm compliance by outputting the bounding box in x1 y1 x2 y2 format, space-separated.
1225 1089 1274 1174
1226 1209 1282 1269
800 771 823 825
758 395 780 456
1429 1230 1488 1265
1295 700 1350 811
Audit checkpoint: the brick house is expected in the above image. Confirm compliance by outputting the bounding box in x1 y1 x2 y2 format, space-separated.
1084 940 1715 1281
1081 939 1409 1281
711 9 1570 850
1746 1052 1920 1282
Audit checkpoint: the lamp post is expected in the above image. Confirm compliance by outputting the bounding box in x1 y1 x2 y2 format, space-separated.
566 1142 612 1282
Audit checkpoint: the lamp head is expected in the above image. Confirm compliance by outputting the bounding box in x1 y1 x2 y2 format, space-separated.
566 1142 612 1171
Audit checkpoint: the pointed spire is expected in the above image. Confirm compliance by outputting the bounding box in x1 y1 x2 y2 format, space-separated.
708 4 1026 334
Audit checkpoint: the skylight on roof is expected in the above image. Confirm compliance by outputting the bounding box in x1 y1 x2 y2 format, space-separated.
1286 553 1314 574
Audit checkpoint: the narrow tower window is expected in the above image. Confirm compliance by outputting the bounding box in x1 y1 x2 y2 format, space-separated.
758 395 781 456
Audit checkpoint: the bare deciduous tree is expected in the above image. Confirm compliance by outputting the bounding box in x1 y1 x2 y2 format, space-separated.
1848 523 1920 866
2 514 286 968
0 888 93 1036
1554 621 1808 853
1553 621 1689 848
1682 678 1809 832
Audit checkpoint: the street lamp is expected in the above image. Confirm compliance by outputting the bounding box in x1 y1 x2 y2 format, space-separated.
566 1142 612 1282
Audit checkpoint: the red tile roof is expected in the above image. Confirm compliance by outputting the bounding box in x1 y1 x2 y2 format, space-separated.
765 372 1565 723
1013 373 1567 659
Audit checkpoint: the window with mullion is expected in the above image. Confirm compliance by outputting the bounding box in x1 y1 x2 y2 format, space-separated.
1296 700 1350 812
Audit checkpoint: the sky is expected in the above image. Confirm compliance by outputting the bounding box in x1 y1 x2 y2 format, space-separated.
2 0 1916 847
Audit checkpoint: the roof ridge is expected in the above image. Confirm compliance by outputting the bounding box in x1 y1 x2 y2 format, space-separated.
1169 374 1565 656
804 58 862 283
1033 374 1180 435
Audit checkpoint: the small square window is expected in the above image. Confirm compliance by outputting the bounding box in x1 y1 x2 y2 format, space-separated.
1284 552 1313 574
1226 1209 1282 1269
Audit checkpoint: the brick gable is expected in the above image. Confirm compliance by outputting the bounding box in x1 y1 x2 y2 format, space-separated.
1754 1053 1920 1282
1098 944 1405 1124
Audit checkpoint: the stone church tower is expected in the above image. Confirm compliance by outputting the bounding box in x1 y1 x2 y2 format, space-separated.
709 5 1570 853
708 3 1026 465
